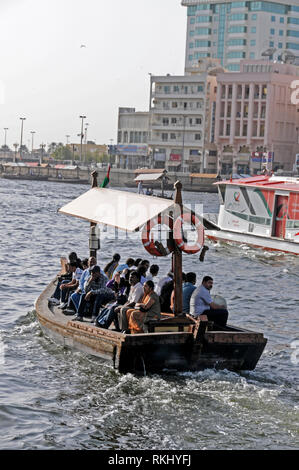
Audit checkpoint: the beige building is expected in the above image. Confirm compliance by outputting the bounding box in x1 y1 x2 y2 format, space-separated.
116 107 149 169
215 59 299 174
149 59 222 173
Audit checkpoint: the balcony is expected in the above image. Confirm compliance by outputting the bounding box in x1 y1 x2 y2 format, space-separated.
152 107 204 115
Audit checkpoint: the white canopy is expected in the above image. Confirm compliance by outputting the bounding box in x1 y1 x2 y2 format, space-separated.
59 187 176 232
134 172 164 182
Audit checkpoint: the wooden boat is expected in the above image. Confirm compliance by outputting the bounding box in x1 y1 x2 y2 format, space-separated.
34 172 267 374
205 175 299 255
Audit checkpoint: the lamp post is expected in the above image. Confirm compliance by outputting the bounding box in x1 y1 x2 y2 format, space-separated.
19 117 26 160
13 143 18 163
4 128 8 159
84 123 89 164
30 131 36 158
79 115 86 163
66 134 70 145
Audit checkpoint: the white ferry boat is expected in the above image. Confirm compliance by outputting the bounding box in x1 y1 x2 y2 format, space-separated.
205 175 299 255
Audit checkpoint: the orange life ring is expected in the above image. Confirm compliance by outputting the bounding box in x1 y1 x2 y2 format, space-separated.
173 212 204 254
142 215 174 257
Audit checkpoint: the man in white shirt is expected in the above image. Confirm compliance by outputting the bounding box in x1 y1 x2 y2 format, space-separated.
116 271 144 332
155 272 173 296
190 276 228 327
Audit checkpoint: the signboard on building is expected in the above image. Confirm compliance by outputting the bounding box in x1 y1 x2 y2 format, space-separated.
154 153 166 162
170 153 182 162
251 152 274 163
116 145 148 156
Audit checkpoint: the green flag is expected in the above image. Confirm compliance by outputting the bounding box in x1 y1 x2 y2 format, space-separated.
100 164 111 188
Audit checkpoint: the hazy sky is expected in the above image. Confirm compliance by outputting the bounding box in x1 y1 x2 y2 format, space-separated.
0 0 187 149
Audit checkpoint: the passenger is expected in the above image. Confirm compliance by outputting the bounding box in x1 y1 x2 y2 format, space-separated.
126 280 161 334
73 265 114 322
131 258 142 271
48 253 79 304
65 256 97 313
104 253 121 280
57 262 81 308
116 271 144 332
139 259 150 273
160 278 174 313
145 264 159 282
190 276 228 327
182 272 197 314
81 258 89 270
112 258 135 278
94 277 129 329
138 181 144 194
136 265 147 285
155 271 174 296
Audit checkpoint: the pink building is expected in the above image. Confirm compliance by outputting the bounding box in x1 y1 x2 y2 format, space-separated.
215 60 299 175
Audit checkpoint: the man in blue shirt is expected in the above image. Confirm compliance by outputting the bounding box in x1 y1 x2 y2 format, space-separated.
182 272 197 314
190 276 228 327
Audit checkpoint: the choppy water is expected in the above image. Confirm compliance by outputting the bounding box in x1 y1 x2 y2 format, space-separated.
0 178 298 450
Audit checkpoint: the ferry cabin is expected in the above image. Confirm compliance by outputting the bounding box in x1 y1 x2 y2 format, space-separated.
216 175 299 243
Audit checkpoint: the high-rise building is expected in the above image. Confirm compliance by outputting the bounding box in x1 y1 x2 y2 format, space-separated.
182 1 299 72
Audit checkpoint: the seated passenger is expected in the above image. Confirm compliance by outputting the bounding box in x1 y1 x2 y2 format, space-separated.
145 264 159 282
182 272 197 314
155 271 173 296
116 271 144 332
73 265 114 322
65 256 96 314
159 279 174 313
112 258 135 278
104 253 121 280
126 280 161 334
190 276 228 327
136 265 147 285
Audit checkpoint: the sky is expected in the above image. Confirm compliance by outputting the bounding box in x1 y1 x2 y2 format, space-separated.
0 0 187 149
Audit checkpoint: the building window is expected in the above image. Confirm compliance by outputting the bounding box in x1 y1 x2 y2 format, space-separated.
280 17 284 23
279 30 283 36
270 28 275 35
170 133 176 140
287 30 299 38
195 133 201 141
250 39 256 46
162 133 168 142
250 52 255 59
196 118 202 125
288 18 299 25
197 85 204 92
252 14 257 20
251 26 256 33
269 41 274 47
278 42 283 48
271 16 276 22
123 131 128 143
227 64 240 71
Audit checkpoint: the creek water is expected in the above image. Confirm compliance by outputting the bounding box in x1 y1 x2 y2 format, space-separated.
0 178 298 450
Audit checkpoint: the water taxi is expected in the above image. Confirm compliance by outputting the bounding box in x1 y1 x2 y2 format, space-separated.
205 175 299 255
34 172 267 374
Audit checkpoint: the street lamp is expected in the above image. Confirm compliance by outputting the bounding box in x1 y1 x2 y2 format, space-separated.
66 135 70 145
84 123 89 164
3 128 8 159
13 143 18 163
19 117 26 160
30 131 36 157
79 115 86 163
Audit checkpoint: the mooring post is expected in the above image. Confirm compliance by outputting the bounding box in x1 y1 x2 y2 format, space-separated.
173 180 183 316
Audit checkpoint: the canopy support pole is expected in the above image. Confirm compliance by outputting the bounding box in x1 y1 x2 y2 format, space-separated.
172 180 183 316
90 171 99 260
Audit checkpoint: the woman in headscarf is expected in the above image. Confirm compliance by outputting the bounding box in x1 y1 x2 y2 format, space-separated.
126 280 161 334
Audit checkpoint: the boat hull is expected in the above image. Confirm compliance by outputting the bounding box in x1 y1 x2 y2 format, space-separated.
35 278 267 374
206 229 299 255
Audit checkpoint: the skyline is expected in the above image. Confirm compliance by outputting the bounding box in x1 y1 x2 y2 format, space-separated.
0 0 186 149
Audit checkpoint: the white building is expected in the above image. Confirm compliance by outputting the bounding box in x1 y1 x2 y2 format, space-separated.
182 0 299 72
116 108 150 169
149 60 221 172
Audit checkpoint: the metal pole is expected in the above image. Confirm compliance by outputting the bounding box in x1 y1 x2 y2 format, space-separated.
79 115 86 163
4 128 8 159
31 131 35 157
19 117 26 160
84 123 89 164
172 180 183 316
